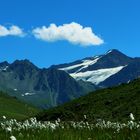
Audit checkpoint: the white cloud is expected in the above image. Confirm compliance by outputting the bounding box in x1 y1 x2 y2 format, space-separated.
0 25 25 37
32 22 104 46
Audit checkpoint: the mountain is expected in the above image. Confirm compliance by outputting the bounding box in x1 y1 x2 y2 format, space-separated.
37 78 140 122
1 49 140 109
0 60 97 108
51 49 140 87
100 58 140 87
0 91 38 120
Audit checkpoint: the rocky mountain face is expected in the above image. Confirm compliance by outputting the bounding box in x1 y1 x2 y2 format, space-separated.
100 58 140 87
0 60 97 108
52 49 140 87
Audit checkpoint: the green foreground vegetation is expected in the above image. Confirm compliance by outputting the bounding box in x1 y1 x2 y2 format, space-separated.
1 127 140 140
0 115 140 140
0 91 39 120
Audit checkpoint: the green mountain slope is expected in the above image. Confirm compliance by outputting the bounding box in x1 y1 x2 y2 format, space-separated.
0 91 39 120
37 78 140 122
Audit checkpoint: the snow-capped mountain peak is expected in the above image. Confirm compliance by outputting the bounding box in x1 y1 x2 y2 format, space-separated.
53 49 135 86
105 49 114 54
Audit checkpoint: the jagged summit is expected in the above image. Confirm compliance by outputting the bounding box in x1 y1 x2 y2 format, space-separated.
11 59 35 66
0 61 9 67
106 49 121 54
105 49 130 58
9 59 39 71
54 49 133 73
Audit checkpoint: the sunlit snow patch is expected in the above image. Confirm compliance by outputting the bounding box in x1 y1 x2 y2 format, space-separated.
70 66 125 85
14 89 17 91
59 57 101 72
105 50 113 55
22 92 36 96
0 66 9 71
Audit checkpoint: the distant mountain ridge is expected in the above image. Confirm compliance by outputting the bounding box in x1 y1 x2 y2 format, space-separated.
52 49 140 87
0 59 97 108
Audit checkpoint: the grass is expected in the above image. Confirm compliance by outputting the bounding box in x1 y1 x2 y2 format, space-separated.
0 91 39 120
0 116 140 140
1 128 140 140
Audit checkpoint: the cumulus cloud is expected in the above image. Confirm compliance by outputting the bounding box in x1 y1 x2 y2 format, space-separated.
32 22 104 46
0 25 25 37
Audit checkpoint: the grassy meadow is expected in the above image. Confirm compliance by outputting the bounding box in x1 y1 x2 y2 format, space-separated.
0 114 140 140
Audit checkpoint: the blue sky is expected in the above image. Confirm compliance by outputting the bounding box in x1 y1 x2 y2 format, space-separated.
0 0 140 68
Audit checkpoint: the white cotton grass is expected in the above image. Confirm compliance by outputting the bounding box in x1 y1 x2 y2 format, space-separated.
2 116 6 119
130 113 135 121
0 113 139 138
10 136 16 140
6 127 12 132
84 115 87 119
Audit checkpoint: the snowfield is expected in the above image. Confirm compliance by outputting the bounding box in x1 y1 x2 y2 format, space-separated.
21 92 36 96
59 57 101 72
70 66 125 85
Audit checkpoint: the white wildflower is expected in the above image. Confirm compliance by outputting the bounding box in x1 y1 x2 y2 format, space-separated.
6 127 12 132
130 113 135 121
10 136 16 140
2 116 6 119
57 118 61 122
84 115 87 119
